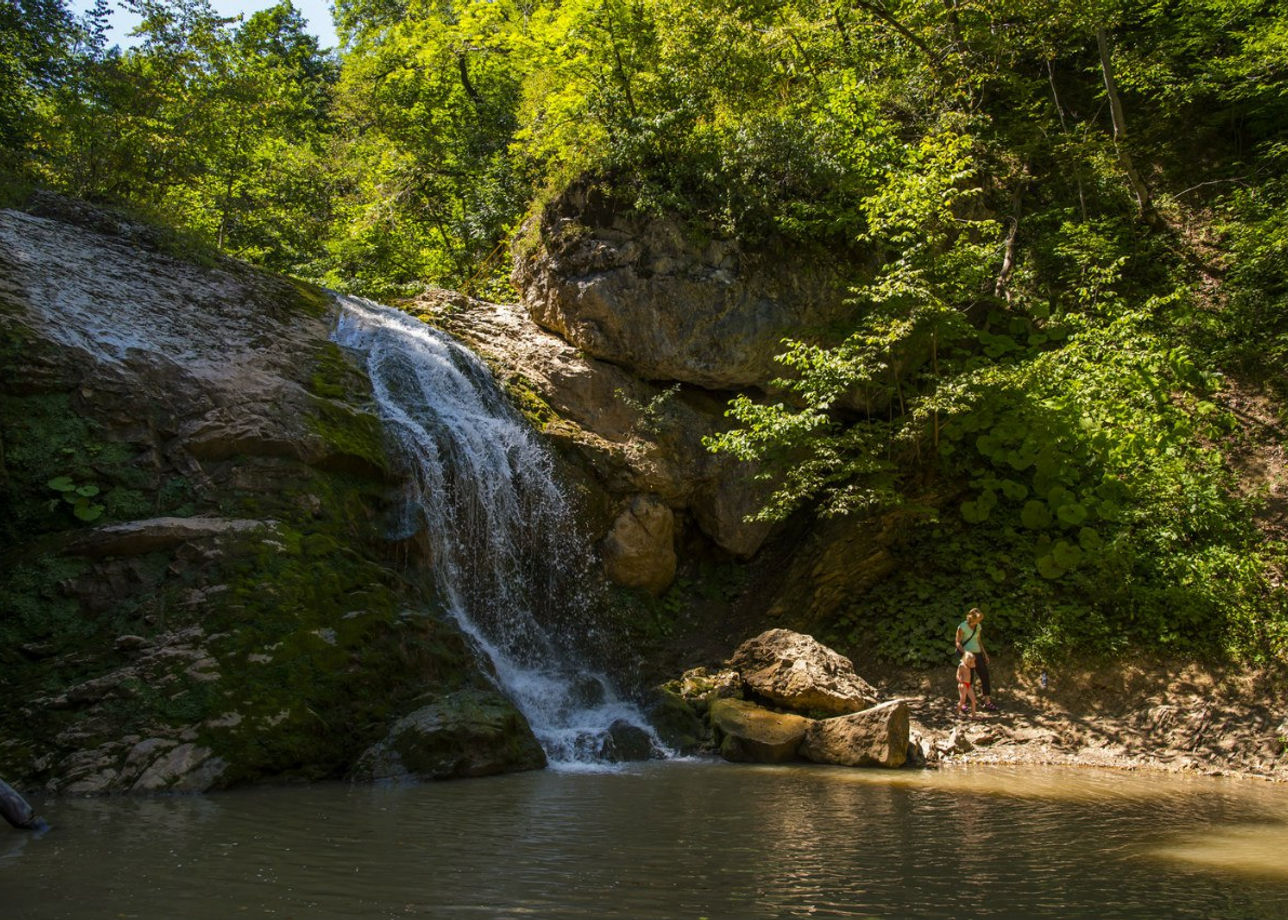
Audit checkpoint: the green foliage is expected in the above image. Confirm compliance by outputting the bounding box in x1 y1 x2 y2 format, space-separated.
5 0 1288 667
323 0 530 295
0 554 91 655
701 0 1288 664
46 474 104 521
616 383 681 438
0 0 77 161
10 0 338 279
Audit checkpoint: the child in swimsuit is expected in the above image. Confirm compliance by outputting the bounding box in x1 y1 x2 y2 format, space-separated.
957 651 977 717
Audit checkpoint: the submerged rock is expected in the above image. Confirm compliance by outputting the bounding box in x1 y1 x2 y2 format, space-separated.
351 689 547 781
643 687 711 754
0 779 43 830
727 629 879 716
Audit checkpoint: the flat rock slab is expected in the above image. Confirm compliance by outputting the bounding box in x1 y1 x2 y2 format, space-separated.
710 697 813 764
68 516 271 558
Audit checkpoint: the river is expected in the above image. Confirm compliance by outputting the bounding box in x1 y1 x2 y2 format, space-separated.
5 761 1288 919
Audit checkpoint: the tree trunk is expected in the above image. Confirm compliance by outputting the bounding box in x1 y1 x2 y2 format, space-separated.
995 182 1023 302
1096 27 1154 219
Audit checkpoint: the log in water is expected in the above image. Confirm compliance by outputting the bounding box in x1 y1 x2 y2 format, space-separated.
0 779 45 831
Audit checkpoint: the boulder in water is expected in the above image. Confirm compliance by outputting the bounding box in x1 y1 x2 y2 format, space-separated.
709 698 812 764
727 629 878 716
351 689 547 781
799 700 911 769
644 686 711 754
598 719 656 762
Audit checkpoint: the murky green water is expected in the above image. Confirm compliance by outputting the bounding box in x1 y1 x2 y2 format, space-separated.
4 761 1288 919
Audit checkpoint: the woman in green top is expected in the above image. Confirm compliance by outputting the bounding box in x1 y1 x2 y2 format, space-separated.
955 607 997 712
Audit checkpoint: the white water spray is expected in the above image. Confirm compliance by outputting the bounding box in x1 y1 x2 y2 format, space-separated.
332 295 665 768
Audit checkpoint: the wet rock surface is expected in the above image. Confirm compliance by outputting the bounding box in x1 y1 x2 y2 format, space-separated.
0 201 520 794
351 689 547 781
437 294 777 577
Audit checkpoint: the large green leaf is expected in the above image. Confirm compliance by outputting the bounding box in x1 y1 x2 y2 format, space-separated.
1021 500 1052 529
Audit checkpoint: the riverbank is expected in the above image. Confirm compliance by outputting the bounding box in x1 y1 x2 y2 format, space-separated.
873 657 1288 782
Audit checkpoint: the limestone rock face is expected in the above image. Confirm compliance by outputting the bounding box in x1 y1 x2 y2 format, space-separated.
766 513 910 630
438 296 776 559
0 197 526 794
709 698 813 764
602 493 676 594
728 629 879 716
799 701 911 769
513 183 857 389
351 689 547 781
130 743 229 793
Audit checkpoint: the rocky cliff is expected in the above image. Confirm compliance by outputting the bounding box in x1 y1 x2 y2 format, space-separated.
0 196 540 793
439 185 904 644
513 182 862 390
0 186 902 794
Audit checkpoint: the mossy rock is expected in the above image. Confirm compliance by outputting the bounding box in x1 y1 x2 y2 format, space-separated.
644 686 711 754
0 201 511 791
350 688 547 781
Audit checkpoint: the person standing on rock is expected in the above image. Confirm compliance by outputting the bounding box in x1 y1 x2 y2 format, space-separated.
955 608 998 712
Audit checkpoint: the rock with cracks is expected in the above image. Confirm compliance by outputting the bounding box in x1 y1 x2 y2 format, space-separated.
601 493 677 595
800 700 911 769
728 629 879 716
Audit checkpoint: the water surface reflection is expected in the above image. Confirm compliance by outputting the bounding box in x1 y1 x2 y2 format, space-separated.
5 762 1288 919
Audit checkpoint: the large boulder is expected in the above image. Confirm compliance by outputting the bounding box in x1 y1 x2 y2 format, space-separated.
728 629 879 716
602 493 676 594
351 689 547 781
513 183 858 390
598 719 657 762
799 700 911 769
709 698 813 764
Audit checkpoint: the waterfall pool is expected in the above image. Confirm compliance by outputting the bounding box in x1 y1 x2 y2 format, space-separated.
6 761 1288 919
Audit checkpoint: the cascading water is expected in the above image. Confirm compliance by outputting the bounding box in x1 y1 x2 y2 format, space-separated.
332 295 667 768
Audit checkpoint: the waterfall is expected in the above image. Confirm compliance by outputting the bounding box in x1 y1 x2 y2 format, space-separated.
332 295 666 769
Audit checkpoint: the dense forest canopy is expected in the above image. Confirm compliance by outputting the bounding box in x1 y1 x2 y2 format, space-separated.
4 0 1287 664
